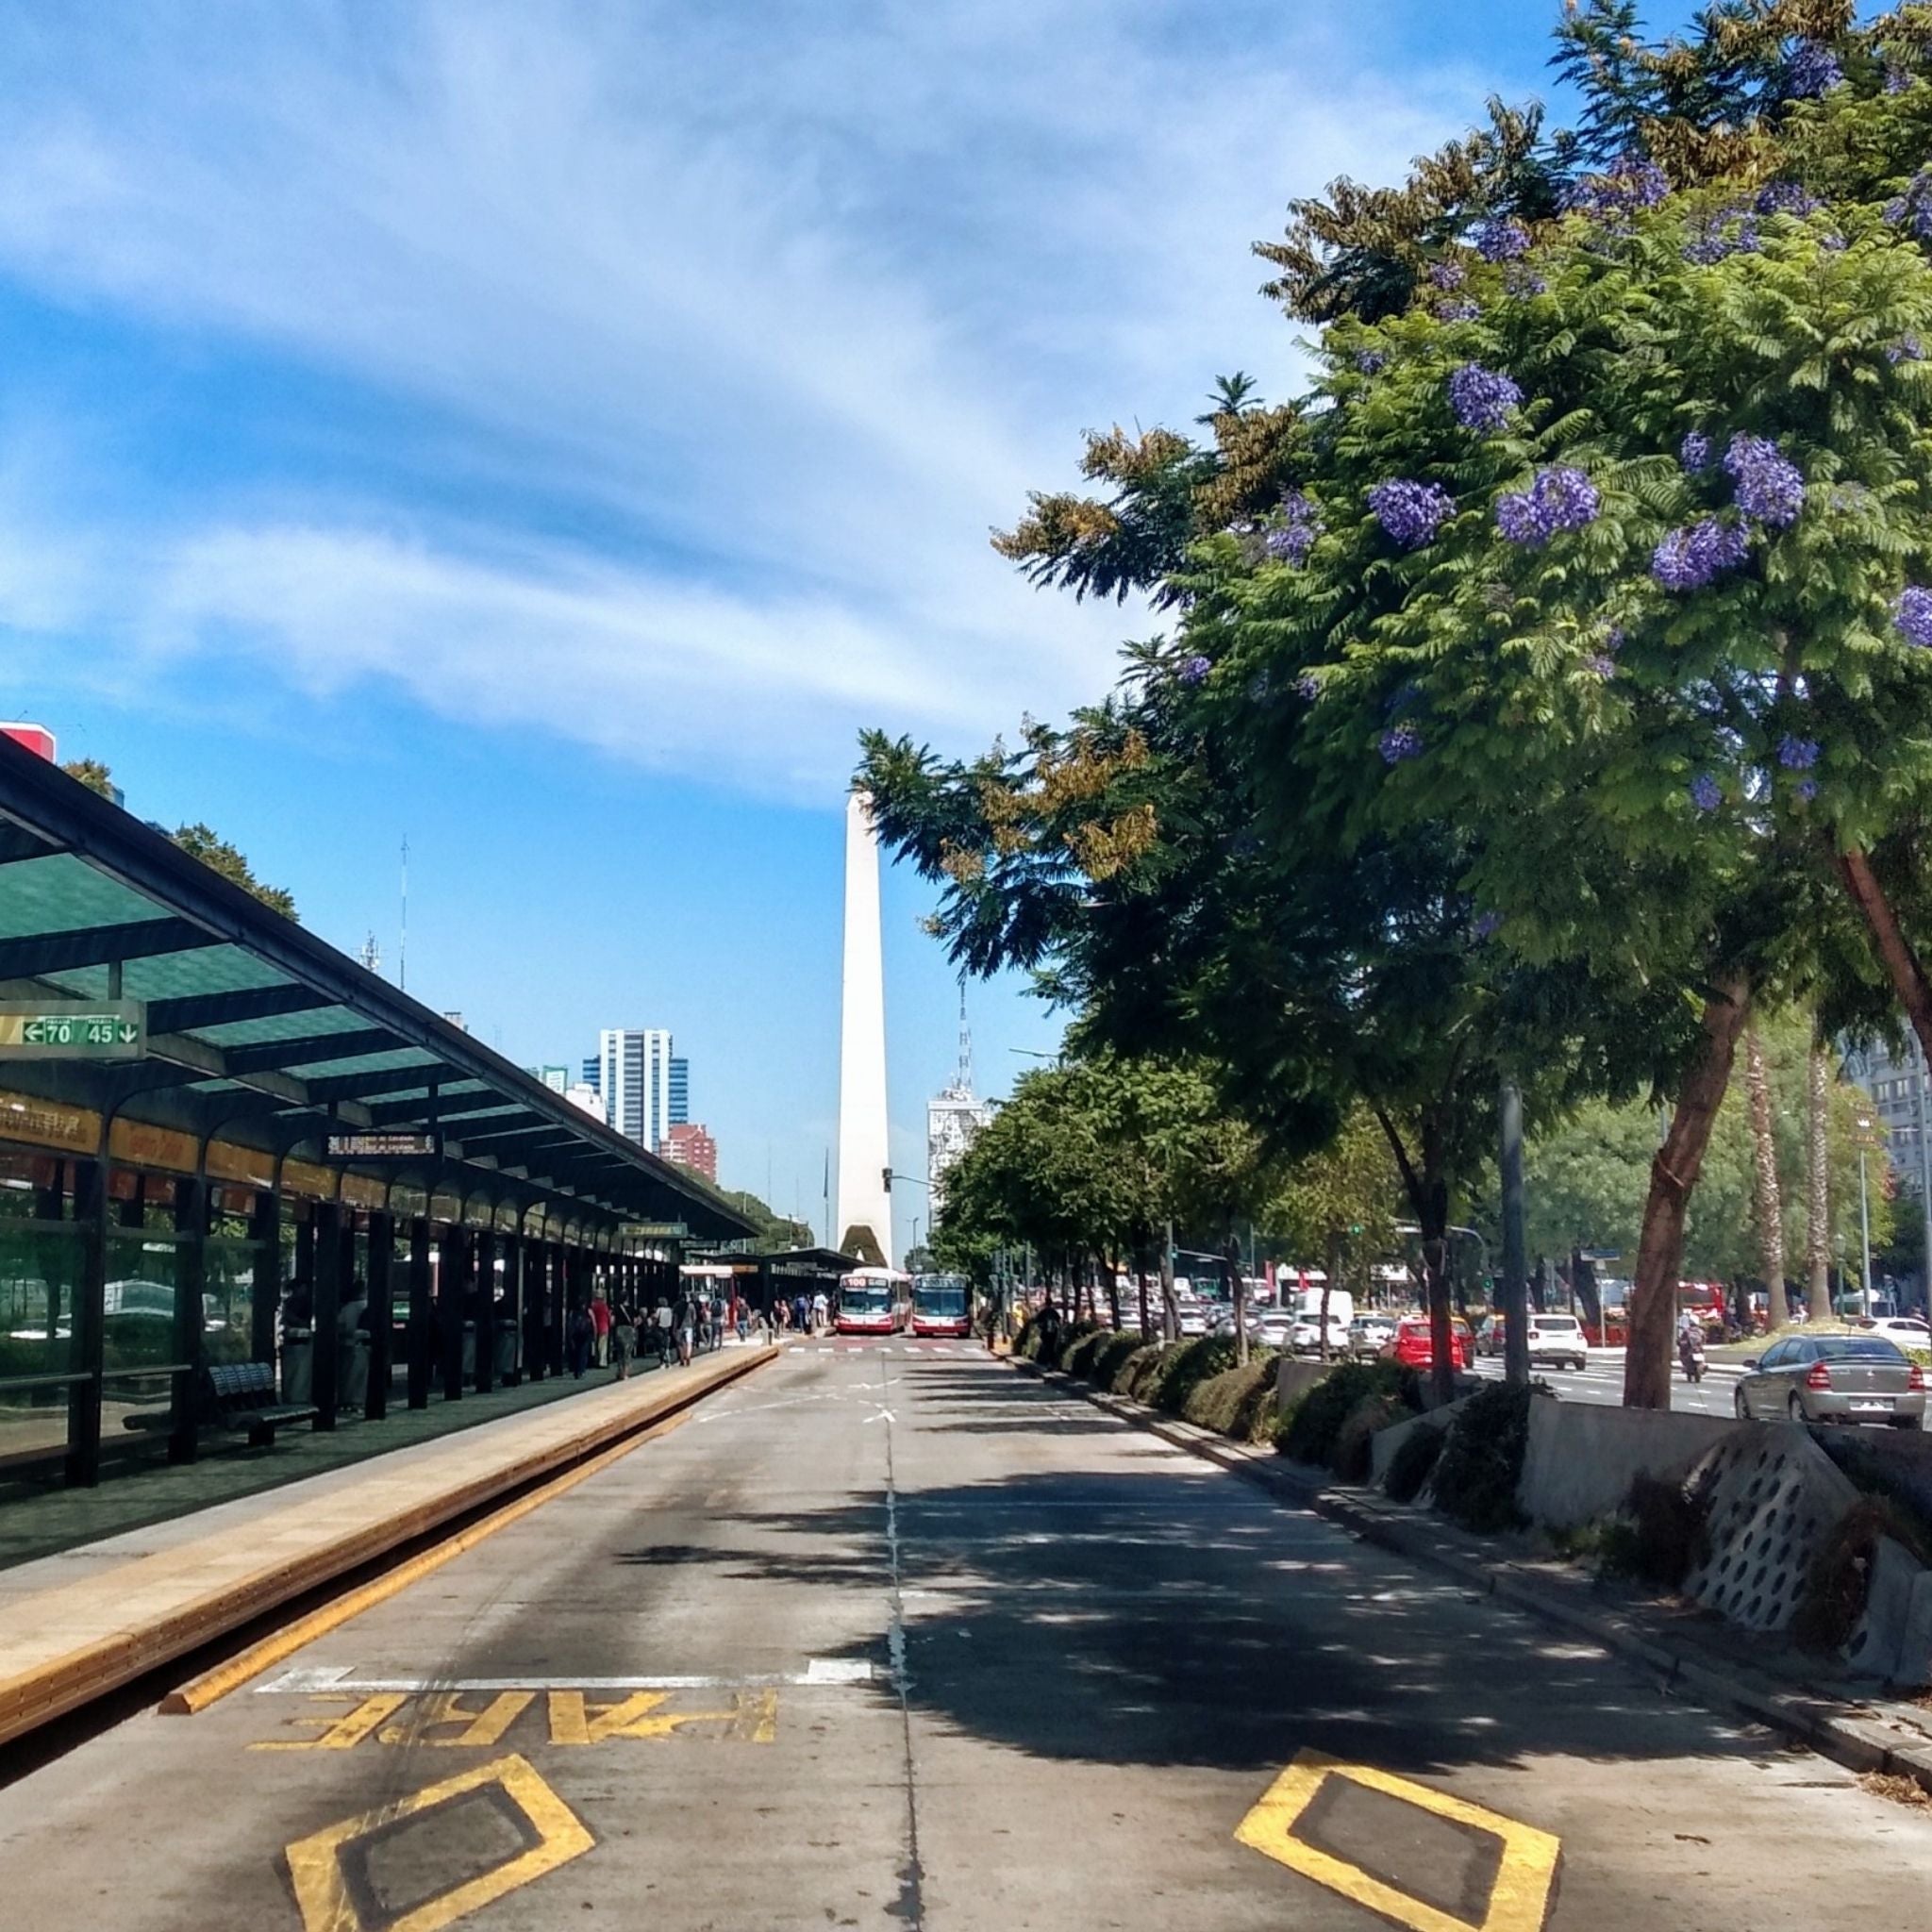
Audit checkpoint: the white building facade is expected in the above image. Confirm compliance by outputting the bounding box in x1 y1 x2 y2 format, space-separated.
597 1027 678 1151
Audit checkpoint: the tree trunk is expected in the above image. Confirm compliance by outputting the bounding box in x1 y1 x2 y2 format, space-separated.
1806 1040 1832 1324
1837 844 1932 1066
1226 1237 1248 1366
1159 1220 1178 1342
1136 1242 1152 1340
1623 975 1751 1409
1105 1256 1122 1332
1321 1230 1342 1365
1376 1106 1456 1406
1743 1020 1785 1332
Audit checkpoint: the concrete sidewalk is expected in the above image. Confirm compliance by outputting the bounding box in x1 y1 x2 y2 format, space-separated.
0 1344 774 1748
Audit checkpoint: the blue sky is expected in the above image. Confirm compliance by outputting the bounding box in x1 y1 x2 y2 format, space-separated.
0 0 1575 1254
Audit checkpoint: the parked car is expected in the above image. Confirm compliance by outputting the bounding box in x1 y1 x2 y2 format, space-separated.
1525 1313 1590 1371
1382 1317 1471 1374
1348 1315 1396 1357
1857 1315 1932 1348
1734 1335 1925 1428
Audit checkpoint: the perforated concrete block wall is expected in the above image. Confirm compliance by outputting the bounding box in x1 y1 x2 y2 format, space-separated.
1682 1425 1859 1633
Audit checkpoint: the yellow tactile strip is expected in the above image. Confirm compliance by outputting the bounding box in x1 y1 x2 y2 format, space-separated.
0 1348 775 1747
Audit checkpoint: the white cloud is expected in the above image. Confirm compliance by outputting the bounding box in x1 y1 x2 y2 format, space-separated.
0 1 1490 791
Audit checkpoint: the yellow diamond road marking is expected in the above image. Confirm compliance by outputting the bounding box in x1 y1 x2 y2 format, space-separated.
285 1752 594 1932
1235 1749 1560 1932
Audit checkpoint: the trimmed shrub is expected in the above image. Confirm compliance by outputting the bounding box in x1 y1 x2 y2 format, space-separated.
1181 1353 1282 1441
1383 1421 1445 1503
1090 1333 1146 1388
1061 1328 1118 1379
1791 1495 1932 1654
1430 1382 1535 1534
1331 1391 1410 1483
1150 1337 1240 1417
1114 1344 1167 1400
1278 1359 1421 1468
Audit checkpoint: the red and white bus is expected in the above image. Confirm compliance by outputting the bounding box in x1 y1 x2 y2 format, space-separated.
909 1273 972 1338
835 1268 910 1336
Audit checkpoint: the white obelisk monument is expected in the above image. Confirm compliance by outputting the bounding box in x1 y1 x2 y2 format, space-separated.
836 789 892 1266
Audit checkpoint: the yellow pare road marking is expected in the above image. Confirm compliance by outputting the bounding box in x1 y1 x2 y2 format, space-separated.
1235 1749 1560 1932
254 1686 778 1749
285 1753 592 1932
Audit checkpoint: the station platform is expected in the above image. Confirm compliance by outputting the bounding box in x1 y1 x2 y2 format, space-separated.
0 1343 774 1749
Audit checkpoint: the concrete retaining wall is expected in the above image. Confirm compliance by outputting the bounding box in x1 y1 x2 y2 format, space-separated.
1274 1357 1337 1415
1517 1397 1740 1531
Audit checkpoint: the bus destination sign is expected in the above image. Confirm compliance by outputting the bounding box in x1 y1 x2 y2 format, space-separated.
325 1131 441 1159
0 999 145 1060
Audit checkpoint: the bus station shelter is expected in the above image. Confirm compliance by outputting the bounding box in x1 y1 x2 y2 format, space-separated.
0 737 755 1488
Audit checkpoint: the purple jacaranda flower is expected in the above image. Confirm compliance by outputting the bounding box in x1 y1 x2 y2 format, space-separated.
1724 434 1806 527
1797 779 1820 802
1886 169 1932 242
1690 774 1723 813
1434 297 1480 322
1784 42 1843 99
1472 218 1532 261
1889 334 1924 365
1294 672 1322 702
1680 432 1713 473
1584 654 1618 679
1886 63 1912 96
1384 681 1423 716
1563 155 1671 219
1506 267 1549 297
1264 491 1324 565
1684 207 1761 262
1447 364 1524 434
1179 655 1211 686
1603 625 1626 653
1380 724 1424 764
1653 520 1751 591
1494 466 1601 546
1473 910 1504 941
1894 585 1932 647
1370 479 1457 548
1355 349 1388 375
1777 734 1820 771
1428 259 1467 290
1756 181 1822 217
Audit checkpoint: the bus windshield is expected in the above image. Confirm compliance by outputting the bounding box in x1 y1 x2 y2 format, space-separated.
841 1287 893 1314
913 1278 968 1316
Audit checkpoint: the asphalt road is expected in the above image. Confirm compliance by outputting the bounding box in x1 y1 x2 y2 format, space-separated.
1469 1348 1743 1417
3 1337 1928 1931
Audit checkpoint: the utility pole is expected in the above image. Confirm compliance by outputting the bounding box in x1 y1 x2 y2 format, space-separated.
1499 1080 1530 1387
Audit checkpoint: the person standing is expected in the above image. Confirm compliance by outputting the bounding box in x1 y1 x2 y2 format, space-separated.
567 1300 594 1379
675 1288 695 1367
589 1290 612 1368
611 1299 637 1379
811 1288 829 1336
653 1296 675 1367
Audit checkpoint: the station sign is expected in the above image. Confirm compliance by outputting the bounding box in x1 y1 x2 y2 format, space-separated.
0 999 145 1059
325 1130 441 1159
624 1221 688 1241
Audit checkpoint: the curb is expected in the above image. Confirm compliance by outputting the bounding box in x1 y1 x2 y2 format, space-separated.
1008 1356 1932 1797
0 1345 775 1750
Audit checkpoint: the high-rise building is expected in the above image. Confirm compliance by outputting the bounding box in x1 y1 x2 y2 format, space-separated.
526 1064 571 1094
580 1056 601 1098
928 986 996 1218
1843 1038 1932 1275
565 1082 606 1124
837 791 892 1266
597 1028 678 1150
659 1123 718 1185
669 1056 690 1126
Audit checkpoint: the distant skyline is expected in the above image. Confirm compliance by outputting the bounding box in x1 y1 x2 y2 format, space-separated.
0 2 1573 1257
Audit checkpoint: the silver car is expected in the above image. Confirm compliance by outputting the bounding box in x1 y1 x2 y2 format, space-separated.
1734 1334 1925 1429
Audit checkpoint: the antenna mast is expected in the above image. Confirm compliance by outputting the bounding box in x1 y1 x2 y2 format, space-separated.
399 835 409 993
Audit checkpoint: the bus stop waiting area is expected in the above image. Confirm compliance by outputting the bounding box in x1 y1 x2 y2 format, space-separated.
0 734 755 1503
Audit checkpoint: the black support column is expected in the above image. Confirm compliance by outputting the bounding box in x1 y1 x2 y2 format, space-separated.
407 1217 433 1409
169 1175 208 1464
502 1234 524 1388
365 1209 394 1422
250 1188 282 1368
439 1224 467 1401
311 1199 341 1431
475 1229 496 1395
64 1158 107 1489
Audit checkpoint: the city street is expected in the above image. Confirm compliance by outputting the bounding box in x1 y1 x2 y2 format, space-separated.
1469 1348 1743 1418
3 1341 1928 1931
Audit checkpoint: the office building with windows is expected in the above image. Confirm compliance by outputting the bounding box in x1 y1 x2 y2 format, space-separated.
596 1028 679 1151
659 1122 718 1185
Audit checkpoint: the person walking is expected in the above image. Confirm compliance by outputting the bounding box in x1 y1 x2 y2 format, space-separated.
589 1290 612 1369
675 1289 695 1368
653 1296 675 1367
791 1293 808 1336
811 1289 829 1336
567 1301 594 1379
611 1299 637 1379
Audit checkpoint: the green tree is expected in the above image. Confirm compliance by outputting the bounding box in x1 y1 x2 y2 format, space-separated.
714 1190 814 1254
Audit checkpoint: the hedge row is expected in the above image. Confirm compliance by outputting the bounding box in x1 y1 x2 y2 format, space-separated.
1015 1315 1283 1446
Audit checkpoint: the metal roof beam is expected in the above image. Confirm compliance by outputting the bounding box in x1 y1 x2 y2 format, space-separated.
0 820 56 867
146 983 329 1035
220 1027 402 1074
0 918 213 980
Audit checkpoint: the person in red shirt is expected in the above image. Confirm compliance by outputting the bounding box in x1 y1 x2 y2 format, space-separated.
589 1291 612 1368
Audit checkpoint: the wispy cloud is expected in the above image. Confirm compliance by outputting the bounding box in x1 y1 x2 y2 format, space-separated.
0 1 1488 795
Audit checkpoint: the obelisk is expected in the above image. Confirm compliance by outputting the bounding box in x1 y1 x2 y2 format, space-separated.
836 789 892 1266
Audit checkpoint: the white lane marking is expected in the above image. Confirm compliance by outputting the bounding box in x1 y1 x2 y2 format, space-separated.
863 1407 899 1424
258 1659 876 1694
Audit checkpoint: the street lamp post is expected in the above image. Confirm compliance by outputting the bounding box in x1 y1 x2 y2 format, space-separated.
1857 1114 1874 1316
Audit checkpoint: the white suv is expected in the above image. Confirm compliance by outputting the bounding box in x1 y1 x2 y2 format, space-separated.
1525 1313 1589 1371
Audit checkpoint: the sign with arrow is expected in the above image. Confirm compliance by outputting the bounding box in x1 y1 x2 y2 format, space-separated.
0 999 146 1060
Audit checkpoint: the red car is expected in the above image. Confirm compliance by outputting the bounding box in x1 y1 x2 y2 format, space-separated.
1382 1317 1471 1373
